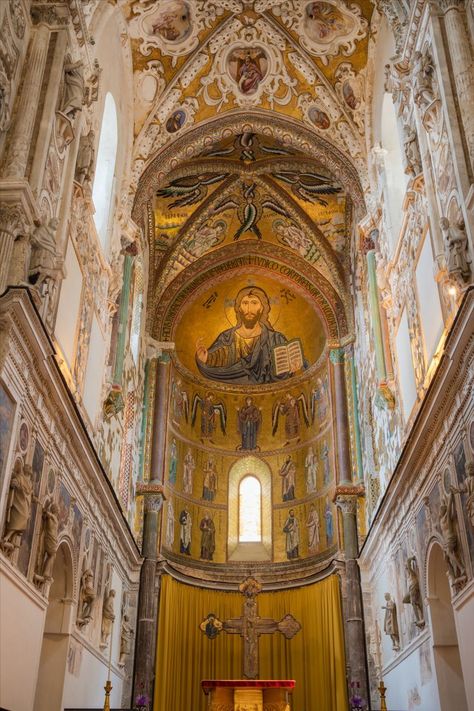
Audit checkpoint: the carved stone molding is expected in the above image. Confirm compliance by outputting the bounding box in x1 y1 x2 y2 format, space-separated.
0 203 28 237
30 4 69 28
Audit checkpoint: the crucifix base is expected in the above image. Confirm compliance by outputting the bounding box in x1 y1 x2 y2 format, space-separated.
202 680 295 711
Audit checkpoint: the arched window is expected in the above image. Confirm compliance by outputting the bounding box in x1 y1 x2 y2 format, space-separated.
92 92 118 250
238 475 261 543
380 92 407 247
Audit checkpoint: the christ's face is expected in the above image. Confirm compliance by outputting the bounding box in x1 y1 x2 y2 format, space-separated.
238 295 263 327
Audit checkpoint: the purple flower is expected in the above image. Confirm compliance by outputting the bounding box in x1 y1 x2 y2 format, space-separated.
350 694 365 709
135 693 149 707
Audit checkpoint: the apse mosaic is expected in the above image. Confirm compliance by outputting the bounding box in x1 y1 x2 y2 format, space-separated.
173 274 326 384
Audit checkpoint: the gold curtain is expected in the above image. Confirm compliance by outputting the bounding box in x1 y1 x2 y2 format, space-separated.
154 574 348 711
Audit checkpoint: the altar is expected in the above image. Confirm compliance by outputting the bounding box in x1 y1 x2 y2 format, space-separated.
201 679 295 711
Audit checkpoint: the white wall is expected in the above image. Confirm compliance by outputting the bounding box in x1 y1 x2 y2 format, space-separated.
82 314 107 425
415 233 444 367
454 584 474 710
395 309 418 421
55 240 83 370
0 562 46 711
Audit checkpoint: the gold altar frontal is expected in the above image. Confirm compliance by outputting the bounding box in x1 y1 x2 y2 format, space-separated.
201 680 295 711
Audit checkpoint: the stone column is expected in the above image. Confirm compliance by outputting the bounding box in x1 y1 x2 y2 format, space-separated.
438 0 474 168
3 23 51 178
330 348 352 485
133 354 171 708
0 204 28 292
336 488 369 709
346 347 364 483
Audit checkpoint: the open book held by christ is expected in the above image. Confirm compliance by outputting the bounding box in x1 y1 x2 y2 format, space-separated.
272 338 304 376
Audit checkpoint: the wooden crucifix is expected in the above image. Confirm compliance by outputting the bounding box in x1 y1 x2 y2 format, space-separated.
199 576 301 679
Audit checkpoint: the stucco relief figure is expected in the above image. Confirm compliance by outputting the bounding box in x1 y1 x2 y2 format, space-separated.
305 446 318 493
382 593 400 651
77 567 95 628
191 392 227 444
75 130 95 186
1 459 35 556
228 48 268 96
202 458 218 502
236 397 262 451
439 490 466 587
182 448 195 494
402 124 422 176
272 392 309 446
402 556 425 629
413 50 437 112
279 455 296 502
200 512 215 561
452 460 474 529
283 509 299 559
60 61 84 119
196 287 305 385
119 613 134 667
179 508 192 555
440 217 471 285
151 1 191 42
34 500 59 585
28 218 62 291
306 504 320 552
165 499 175 548
101 589 116 647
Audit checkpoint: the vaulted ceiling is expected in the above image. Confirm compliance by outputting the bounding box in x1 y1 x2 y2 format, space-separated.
124 0 376 340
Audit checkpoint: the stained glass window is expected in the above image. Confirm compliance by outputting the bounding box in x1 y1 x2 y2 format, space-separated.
239 475 261 542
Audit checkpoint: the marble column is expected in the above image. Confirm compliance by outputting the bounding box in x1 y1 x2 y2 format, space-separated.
330 348 352 484
3 23 50 179
0 204 28 292
133 354 170 708
438 0 474 168
336 489 369 710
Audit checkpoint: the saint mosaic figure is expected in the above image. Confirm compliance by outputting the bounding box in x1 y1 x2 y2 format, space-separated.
321 441 331 485
202 458 218 502
191 392 227 443
324 497 334 545
170 378 189 427
200 512 215 561
195 286 305 385
306 504 320 552
311 376 329 423
382 592 400 652
279 455 296 502
179 508 192 555
165 499 175 549
168 438 178 484
236 396 262 451
182 448 195 494
305 446 318 493
283 509 299 559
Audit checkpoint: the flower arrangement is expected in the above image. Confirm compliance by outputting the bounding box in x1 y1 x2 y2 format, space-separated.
135 693 149 710
350 681 366 710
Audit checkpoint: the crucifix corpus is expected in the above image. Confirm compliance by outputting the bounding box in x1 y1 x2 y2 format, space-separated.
199 576 301 679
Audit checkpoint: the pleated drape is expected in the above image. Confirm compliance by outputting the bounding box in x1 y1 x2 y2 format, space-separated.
154 574 348 711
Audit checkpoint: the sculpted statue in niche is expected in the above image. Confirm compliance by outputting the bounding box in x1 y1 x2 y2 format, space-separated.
119 612 134 667
77 567 95 628
1 459 35 558
28 218 63 292
440 217 471 286
402 556 425 629
34 499 59 590
381 593 400 652
452 459 474 529
75 130 96 186
60 60 84 119
101 588 116 647
402 124 422 177
439 490 466 589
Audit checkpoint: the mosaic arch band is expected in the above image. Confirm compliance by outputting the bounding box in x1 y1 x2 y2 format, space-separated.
195 285 307 385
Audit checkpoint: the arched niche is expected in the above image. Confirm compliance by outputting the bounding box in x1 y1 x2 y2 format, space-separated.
228 457 272 562
34 541 75 711
426 541 468 711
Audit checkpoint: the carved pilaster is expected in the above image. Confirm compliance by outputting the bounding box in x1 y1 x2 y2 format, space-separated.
0 203 29 291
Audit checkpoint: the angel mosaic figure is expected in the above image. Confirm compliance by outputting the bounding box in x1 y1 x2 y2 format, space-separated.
170 378 189 428
191 392 227 444
272 392 309 446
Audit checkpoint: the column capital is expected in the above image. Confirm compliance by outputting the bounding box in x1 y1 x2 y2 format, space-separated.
0 203 29 237
329 347 345 365
435 0 465 11
30 4 69 28
136 482 166 514
334 484 365 515
146 337 175 362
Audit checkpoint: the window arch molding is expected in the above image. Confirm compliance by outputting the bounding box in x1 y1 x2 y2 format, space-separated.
228 456 272 561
